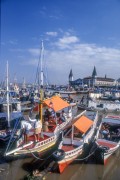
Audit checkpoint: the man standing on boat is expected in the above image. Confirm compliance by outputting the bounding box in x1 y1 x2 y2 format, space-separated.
34 114 42 142
60 110 67 122
21 119 32 144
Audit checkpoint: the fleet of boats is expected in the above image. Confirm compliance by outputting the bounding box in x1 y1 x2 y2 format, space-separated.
0 43 120 176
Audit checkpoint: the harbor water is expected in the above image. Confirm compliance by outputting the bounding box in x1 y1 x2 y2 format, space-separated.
0 94 120 180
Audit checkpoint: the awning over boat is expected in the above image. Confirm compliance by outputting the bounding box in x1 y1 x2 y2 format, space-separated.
73 115 93 134
43 96 70 112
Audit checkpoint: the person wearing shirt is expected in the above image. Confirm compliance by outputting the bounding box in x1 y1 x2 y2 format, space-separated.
21 120 32 144
44 108 51 121
34 114 42 142
60 110 67 122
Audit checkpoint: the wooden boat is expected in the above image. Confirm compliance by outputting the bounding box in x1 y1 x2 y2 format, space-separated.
0 62 23 145
52 110 99 173
94 115 120 164
4 95 73 159
54 90 77 95
77 104 92 111
88 99 120 112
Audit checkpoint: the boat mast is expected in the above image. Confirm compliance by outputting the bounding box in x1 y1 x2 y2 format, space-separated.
40 41 44 123
6 61 10 128
40 40 44 87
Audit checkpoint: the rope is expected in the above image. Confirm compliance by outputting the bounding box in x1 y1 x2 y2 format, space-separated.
5 116 22 154
75 146 98 161
28 149 54 161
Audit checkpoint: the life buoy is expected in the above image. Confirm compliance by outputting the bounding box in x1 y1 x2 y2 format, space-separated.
52 149 65 161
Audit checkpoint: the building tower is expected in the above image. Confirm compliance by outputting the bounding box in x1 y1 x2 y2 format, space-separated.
69 69 73 85
92 66 97 87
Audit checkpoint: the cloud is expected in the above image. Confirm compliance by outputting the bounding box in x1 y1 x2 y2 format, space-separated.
21 58 38 66
28 48 40 56
55 35 79 49
46 31 58 37
59 36 79 44
26 34 120 84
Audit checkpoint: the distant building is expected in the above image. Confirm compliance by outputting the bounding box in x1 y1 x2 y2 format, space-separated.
69 66 118 88
84 67 116 87
70 78 83 86
117 78 120 88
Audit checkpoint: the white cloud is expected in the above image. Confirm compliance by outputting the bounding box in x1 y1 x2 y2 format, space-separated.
26 35 120 84
59 36 79 44
54 35 79 49
28 48 40 56
46 32 58 37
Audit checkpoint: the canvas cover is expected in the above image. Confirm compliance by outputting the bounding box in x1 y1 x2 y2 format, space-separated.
43 96 70 112
73 115 93 134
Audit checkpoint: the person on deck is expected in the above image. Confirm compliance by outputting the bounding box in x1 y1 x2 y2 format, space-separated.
60 110 67 122
34 114 42 142
101 124 110 139
49 101 56 120
44 108 51 121
21 120 32 144
68 107 72 118
80 96 85 104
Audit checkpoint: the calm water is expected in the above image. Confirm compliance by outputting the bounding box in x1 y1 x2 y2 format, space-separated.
0 149 120 180
0 94 120 180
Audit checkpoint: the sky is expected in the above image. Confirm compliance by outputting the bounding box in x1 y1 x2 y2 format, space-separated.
1 0 120 85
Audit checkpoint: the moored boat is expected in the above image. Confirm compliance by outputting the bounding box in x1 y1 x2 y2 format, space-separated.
88 99 120 112
52 110 99 173
94 115 120 164
0 62 23 146
4 95 73 159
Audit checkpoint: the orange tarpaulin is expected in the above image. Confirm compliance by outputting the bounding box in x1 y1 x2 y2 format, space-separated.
73 115 93 134
43 96 70 112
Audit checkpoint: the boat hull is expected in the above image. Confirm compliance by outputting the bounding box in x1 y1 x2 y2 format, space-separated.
58 149 83 173
94 141 120 164
5 134 60 161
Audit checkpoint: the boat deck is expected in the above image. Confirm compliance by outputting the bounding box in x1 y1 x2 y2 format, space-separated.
62 144 76 152
97 139 117 148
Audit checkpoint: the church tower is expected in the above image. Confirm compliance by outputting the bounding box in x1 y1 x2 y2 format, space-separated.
92 66 97 87
92 66 97 78
69 69 73 83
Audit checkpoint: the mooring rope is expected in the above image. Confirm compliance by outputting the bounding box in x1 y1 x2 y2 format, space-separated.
28 149 54 160
75 146 98 161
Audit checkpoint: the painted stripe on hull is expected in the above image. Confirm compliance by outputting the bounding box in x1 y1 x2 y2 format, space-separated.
58 150 83 173
14 139 57 155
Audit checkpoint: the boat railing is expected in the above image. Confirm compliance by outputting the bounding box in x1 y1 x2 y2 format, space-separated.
65 144 83 158
35 135 56 147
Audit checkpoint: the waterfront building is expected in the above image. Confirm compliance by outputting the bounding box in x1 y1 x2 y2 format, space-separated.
69 66 119 88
